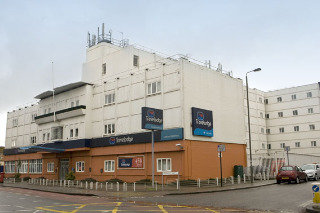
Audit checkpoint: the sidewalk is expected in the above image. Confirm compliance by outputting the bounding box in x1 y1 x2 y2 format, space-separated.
1 180 275 199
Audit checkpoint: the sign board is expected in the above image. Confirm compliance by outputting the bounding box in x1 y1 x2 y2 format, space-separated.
141 107 163 130
284 146 291 152
218 144 226 152
160 128 183 141
162 171 179 175
218 153 223 158
191 107 213 137
118 156 144 169
313 185 319 192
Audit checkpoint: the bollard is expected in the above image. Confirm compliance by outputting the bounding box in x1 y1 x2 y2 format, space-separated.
68 180 70 187
260 173 263 181
177 179 179 190
110 183 113 189
198 178 201 188
216 177 219 186
155 182 157 191
96 182 99 190
133 182 136 191
46 179 48 186
64 180 66 187
238 175 241 184
243 174 246 183
13 178 15 184
80 181 83 188
231 176 234 185
263 172 266 181
106 182 108 191
90 182 93 190
53 180 55 187
312 182 320 209
123 182 126 191
101 182 103 189
208 179 210 185
60 180 62 187
267 172 270 180
116 182 119 191
85 181 88 189
224 178 227 184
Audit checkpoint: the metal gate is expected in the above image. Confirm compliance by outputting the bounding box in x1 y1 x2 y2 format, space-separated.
59 159 69 180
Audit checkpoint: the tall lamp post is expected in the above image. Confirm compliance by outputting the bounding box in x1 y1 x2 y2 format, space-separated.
246 68 262 183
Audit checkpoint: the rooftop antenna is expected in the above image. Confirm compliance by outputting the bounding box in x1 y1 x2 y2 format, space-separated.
102 23 105 40
208 60 211 69
98 27 100 42
109 29 112 42
92 34 96 45
217 63 223 72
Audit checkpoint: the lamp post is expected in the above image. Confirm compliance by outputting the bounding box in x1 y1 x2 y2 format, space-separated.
246 68 261 183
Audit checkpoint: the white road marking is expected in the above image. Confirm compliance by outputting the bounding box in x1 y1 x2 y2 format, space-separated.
299 200 313 208
19 197 26 199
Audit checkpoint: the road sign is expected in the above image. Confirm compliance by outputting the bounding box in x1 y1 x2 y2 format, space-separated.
218 153 222 158
141 107 163 130
284 146 290 152
218 144 225 152
313 185 319 192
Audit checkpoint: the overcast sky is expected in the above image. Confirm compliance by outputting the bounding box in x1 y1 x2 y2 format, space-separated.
1 0 320 146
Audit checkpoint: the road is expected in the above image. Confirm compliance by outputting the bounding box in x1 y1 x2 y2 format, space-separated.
0 182 313 212
0 185 261 213
129 181 313 213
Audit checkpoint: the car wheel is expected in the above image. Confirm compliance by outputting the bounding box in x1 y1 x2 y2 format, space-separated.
315 175 318 181
305 177 308 182
296 177 300 184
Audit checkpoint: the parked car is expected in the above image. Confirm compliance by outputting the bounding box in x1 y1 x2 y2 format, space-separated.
301 164 320 180
0 165 4 183
276 165 308 184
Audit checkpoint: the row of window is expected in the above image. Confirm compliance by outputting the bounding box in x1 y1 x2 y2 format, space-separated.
263 108 314 119
102 55 139 75
5 160 43 174
264 124 316 134
266 140 318 150
265 91 313 104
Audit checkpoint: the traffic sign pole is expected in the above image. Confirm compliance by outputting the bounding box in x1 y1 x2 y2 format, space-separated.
151 130 155 188
220 150 223 187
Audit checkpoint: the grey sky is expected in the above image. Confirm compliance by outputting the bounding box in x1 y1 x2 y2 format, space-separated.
1 0 320 146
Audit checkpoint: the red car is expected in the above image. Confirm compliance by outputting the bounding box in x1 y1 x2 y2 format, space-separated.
276 165 308 184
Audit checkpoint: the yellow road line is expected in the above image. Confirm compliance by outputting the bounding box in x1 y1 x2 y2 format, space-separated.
36 207 69 213
112 202 122 213
71 204 87 213
205 208 220 213
158 205 168 213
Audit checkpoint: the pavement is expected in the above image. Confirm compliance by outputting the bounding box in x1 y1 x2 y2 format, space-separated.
1 179 276 199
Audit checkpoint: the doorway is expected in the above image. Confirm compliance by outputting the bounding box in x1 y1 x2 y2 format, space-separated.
59 159 69 180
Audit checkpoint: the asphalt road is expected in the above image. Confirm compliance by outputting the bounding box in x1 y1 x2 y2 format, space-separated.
128 181 313 213
0 185 259 213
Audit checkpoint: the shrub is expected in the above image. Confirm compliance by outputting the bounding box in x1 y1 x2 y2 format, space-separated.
23 177 31 181
81 178 97 183
13 173 21 179
107 178 124 183
65 172 75 180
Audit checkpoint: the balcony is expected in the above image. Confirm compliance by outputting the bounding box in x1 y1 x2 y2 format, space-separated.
35 105 86 124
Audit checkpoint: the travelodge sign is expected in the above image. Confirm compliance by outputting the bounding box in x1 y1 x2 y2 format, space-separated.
141 107 163 130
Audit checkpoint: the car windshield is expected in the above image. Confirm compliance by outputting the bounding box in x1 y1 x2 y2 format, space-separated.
302 165 316 170
280 166 293 171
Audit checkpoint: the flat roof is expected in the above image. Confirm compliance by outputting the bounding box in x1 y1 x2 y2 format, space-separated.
35 81 91 99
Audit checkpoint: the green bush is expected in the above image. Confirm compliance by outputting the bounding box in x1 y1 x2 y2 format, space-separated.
107 178 124 183
65 172 75 180
81 178 97 182
23 177 31 181
13 173 21 179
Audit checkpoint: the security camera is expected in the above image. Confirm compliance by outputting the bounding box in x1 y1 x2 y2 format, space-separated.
176 143 181 147
176 144 183 149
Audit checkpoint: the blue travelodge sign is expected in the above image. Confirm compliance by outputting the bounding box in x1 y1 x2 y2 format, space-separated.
141 107 163 130
191 107 213 137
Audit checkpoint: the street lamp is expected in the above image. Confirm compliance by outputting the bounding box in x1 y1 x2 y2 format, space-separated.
246 68 262 183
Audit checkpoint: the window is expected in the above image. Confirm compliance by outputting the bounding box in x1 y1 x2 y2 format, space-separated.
70 129 74 138
311 141 317 147
31 114 37 122
147 81 161 95
261 128 264 134
157 158 171 172
133 55 139 67
51 126 63 140
105 93 115 105
75 128 79 137
308 108 314 114
48 108 51 113
310 124 315 130
264 99 268 104
293 110 298 116
5 161 15 173
29 159 42 174
30 136 37 144
295 142 301 148
47 133 50 141
267 144 271 149
104 160 115 172
291 94 297 100
47 162 54 172
280 143 285 148
71 102 74 108
76 161 85 172
262 143 266 149
19 160 28 174
102 63 106 75
44 109 47 114
294 126 300 132
307 92 312 98
11 140 16 147
266 129 270 134
265 114 269 119
279 127 285 133
105 123 115 135
75 100 80 106
277 97 282 102
43 133 46 141
278 112 283 117
259 97 263 103
12 118 18 127
260 112 263 118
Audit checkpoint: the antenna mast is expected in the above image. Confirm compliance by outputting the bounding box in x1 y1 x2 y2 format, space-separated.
51 61 56 123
